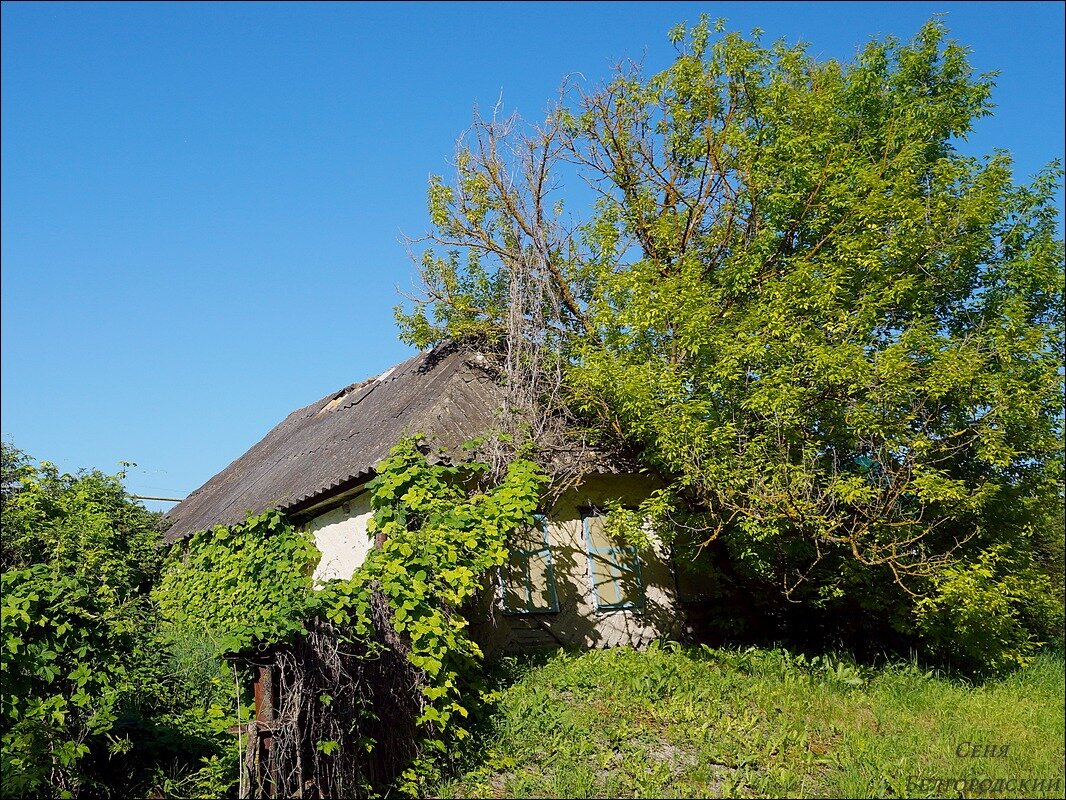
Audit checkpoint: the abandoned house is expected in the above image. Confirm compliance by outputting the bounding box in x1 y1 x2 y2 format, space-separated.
164 342 708 653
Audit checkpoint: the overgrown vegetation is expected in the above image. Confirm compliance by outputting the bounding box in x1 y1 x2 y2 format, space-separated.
3 438 546 798
398 15 1065 676
436 644 1066 799
155 437 546 796
0 443 233 798
3 13 1064 800
5 437 1060 798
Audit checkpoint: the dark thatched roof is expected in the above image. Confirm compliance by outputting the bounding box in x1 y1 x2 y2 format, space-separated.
163 343 504 543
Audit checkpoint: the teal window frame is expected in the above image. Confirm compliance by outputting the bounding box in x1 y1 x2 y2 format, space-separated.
582 509 645 612
500 514 560 615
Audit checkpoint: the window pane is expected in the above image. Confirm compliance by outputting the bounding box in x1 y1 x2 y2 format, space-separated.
503 581 528 611
502 553 529 611
585 514 614 550
527 551 556 610
584 513 644 610
511 521 546 553
590 550 622 607
502 517 558 614
612 548 643 605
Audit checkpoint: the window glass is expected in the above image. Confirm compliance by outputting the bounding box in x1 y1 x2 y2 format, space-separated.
583 512 644 610
501 515 559 614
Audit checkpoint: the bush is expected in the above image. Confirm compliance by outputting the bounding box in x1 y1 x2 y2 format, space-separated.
0 443 226 798
916 546 1065 676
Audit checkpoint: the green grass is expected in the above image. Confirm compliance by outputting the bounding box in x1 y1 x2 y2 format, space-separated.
433 643 1065 798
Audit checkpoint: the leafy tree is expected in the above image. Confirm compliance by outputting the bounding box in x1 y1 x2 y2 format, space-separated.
397 18 1065 673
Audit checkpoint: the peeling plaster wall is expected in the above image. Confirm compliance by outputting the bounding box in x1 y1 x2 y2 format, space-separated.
306 492 374 584
306 474 685 651
472 473 684 653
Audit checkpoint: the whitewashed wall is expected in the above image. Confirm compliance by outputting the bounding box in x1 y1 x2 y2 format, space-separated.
474 472 684 652
305 491 374 584
305 474 684 651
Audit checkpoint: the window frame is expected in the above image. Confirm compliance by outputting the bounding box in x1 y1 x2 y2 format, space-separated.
499 514 560 615
581 508 645 612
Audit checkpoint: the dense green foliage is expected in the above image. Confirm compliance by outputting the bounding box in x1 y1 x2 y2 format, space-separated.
436 644 1066 798
2 444 158 796
155 509 320 656
2 566 142 795
0 444 232 798
3 438 545 797
397 17 1065 674
320 439 546 790
150 437 545 794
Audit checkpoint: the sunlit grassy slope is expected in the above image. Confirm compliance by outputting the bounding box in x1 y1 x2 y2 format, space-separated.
433 644 1065 799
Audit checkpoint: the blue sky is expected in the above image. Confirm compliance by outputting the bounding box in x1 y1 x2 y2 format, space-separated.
2 1 1063 511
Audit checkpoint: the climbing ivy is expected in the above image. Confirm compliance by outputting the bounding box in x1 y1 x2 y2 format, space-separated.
319 438 546 791
154 509 320 656
154 437 546 795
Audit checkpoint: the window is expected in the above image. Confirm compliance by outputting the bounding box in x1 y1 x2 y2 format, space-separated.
582 510 644 611
501 515 559 614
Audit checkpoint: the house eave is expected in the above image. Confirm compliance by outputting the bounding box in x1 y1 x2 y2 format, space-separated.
286 472 375 523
